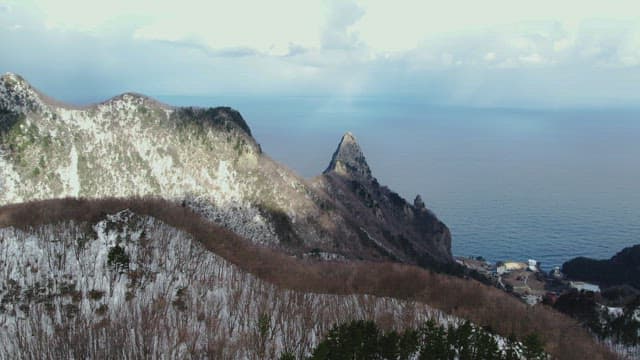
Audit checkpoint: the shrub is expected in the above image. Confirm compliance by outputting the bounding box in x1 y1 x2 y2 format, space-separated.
88 289 105 301
310 319 545 360
278 352 295 360
107 245 129 272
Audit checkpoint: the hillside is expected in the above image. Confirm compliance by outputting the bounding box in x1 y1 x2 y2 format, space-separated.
0 200 443 358
0 198 616 359
0 73 619 359
563 244 640 289
0 72 451 268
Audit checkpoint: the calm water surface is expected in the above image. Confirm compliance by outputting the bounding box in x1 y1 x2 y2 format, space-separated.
160 95 640 270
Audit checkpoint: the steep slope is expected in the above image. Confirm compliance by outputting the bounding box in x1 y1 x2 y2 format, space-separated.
0 205 445 358
313 132 452 267
0 199 615 359
0 73 452 267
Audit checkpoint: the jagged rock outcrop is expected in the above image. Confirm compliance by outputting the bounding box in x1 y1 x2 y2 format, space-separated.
324 132 372 181
0 73 453 267
414 195 426 210
314 132 452 267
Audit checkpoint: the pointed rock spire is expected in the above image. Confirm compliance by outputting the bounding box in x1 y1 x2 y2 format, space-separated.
414 195 425 210
324 132 372 181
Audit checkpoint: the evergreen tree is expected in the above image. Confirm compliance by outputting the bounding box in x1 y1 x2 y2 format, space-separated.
279 352 296 360
379 330 400 360
522 334 546 360
418 320 450 360
309 320 382 360
473 330 501 359
309 319 548 360
503 335 521 360
398 329 419 360
453 321 474 360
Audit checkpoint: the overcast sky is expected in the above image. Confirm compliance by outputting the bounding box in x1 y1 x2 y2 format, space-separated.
1 0 640 107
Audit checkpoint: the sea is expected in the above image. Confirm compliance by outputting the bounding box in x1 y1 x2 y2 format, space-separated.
159 95 640 271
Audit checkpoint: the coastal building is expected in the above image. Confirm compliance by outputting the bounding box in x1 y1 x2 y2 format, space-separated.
569 281 600 293
497 261 528 274
550 266 563 279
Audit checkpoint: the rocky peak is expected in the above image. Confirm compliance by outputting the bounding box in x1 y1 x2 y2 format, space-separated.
414 195 425 210
324 132 372 181
0 72 46 113
0 72 25 85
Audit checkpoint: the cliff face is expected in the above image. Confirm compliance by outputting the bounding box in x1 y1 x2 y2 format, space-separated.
0 73 452 266
324 132 372 181
316 132 452 266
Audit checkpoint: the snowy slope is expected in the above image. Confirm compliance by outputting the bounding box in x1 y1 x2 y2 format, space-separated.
0 210 455 358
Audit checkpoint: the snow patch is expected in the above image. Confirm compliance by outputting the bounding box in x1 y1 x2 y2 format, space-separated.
211 160 243 206
0 151 22 204
56 145 80 197
607 306 624 318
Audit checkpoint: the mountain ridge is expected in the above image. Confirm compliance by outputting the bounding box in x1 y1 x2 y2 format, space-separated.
0 73 620 359
0 73 453 268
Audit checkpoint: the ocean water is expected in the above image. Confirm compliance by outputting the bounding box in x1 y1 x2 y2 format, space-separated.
160 95 640 270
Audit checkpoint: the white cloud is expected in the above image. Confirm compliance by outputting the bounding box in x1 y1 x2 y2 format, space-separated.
14 0 325 55
519 53 545 64
12 0 637 55
2 0 640 107
321 0 364 50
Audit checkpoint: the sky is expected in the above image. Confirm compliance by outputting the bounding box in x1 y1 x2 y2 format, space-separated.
1 0 640 108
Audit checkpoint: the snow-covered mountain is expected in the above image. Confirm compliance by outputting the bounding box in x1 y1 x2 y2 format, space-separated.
0 207 453 358
0 72 451 267
0 74 616 359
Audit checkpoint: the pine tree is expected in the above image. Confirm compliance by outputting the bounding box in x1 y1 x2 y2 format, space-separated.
503 335 521 360
418 320 450 360
522 334 546 360
473 331 501 359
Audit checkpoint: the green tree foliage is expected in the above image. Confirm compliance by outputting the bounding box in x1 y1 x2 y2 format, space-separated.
310 320 383 359
107 244 129 272
607 297 640 346
279 352 296 360
419 320 451 359
255 313 272 358
503 335 521 360
522 334 546 360
309 319 548 360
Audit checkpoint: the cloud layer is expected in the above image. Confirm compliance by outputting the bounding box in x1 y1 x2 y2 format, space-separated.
1 0 640 107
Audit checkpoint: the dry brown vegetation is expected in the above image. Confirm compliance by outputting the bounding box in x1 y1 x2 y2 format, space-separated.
0 197 616 359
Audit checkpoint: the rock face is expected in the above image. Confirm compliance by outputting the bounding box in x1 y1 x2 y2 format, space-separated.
0 73 453 267
414 195 426 210
314 132 452 267
324 132 372 181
